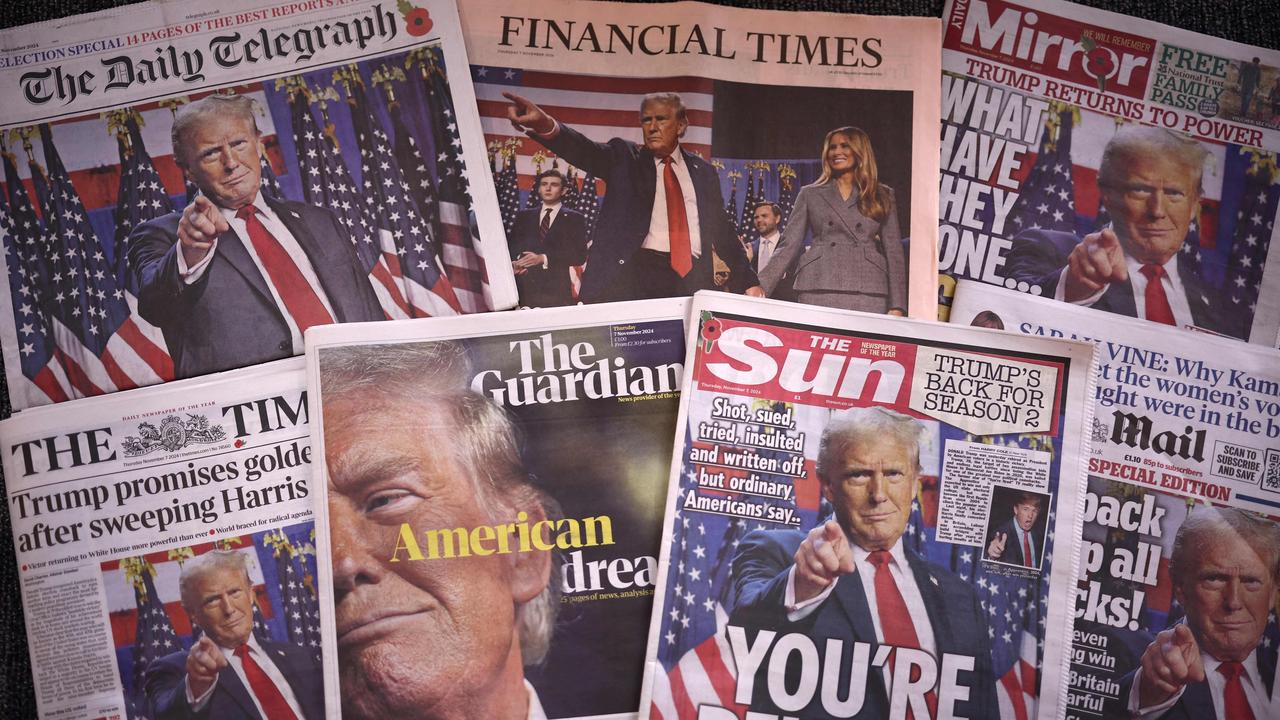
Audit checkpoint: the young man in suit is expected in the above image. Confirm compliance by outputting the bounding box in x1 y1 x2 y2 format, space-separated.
509 169 588 307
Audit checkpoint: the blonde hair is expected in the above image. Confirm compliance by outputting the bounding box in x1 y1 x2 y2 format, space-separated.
815 126 888 222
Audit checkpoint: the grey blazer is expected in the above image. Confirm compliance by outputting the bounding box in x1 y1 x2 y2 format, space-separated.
758 182 906 311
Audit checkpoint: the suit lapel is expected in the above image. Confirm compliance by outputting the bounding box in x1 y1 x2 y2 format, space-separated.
905 551 955 653
638 147 658 233
267 197 349 321
832 574 890 705
213 226 276 309
218 663 264 719
816 182 863 240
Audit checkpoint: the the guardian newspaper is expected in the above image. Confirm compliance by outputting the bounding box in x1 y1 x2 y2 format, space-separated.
950 278 1280 720
1 358 330 720
939 0 1280 347
305 299 688 720
638 292 1097 720
460 0 941 319
0 0 514 412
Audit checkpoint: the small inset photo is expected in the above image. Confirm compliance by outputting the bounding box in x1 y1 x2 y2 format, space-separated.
983 487 1050 570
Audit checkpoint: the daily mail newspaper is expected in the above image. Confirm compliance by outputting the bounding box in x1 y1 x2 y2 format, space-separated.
0 0 515 413
950 278 1280 720
304 298 688 720
0 357 330 720
459 0 941 320
938 0 1280 347
638 292 1096 720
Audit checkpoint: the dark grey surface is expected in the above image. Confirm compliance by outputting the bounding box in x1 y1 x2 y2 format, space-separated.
0 0 1276 717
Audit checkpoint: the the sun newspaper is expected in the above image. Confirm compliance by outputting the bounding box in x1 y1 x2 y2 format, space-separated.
0 357 333 720
638 292 1097 720
0 0 514 413
459 0 941 320
950 278 1280 720
304 299 689 720
939 0 1280 347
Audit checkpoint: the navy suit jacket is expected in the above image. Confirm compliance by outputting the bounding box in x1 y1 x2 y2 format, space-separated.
538 123 758 302
989 518 1039 568
509 206 588 307
1004 229 1245 339
128 195 384 379
728 529 999 719
1108 644 1277 719
144 640 324 720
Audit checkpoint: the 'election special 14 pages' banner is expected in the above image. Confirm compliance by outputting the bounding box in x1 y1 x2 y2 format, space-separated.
0 0 515 412
950 279 1280 720
938 0 1280 348
639 292 1097 720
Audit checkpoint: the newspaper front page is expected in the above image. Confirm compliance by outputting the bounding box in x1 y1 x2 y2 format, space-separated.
459 0 941 320
638 292 1096 720
0 357 331 720
938 0 1280 347
950 278 1280 720
304 298 689 720
0 0 515 413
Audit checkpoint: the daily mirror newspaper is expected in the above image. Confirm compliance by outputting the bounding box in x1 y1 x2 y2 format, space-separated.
938 0 1280 347
0 357 329 720
460 0 941 319
0 0 515 413
638 292 1096 720
950 278 1280 720
305 298 688 720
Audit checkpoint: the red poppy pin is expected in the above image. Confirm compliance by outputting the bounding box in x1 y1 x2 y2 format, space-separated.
700 312 723 353
1079 36 1116 93
397 2 433 37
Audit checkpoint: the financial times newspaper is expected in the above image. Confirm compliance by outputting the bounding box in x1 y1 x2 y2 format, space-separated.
638 292 1096 720
460 0 941 319
0 0 515 413
0 358 330 720
950 278 1280 720
938 0 1280 347
304 299 688 720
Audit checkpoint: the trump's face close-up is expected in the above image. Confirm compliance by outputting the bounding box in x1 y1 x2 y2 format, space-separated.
323 392 547 720
639 99 686 158
179 112 264 211
823 433 919 552
188 566 255 649
1177 529 1278 663
1102 153 1200 266
1013 500 1040 532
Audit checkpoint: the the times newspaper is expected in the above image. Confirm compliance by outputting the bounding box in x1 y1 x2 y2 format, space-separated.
0 357 329 720
638 292 1096 720
949 278 1280 720
0 0 516 413
304 298 688 720
459 0 941 320
938 0 1280 347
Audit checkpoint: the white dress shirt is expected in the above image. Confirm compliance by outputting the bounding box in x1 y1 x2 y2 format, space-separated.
185 634 307 719
177 192 337 354
1126 643 1273 719
642 147 702 258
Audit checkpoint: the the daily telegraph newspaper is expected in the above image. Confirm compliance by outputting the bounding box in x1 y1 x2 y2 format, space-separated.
0 357 331 720
938 0 1280 347
0 0 516 413
950 278 1280 720
639 292 1097 720
459 0 941 319
304 298 688 720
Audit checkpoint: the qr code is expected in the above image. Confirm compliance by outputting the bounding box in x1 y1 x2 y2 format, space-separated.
1265 449 1280 492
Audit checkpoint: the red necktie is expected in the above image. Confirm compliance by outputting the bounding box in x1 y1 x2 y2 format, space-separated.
1218 661 1256 720
540 208 552 241
236 206 334 334
662 157 692 277
233 644 300 720
1139 264 1176 325
1022 531 1033 567
868 551 937 719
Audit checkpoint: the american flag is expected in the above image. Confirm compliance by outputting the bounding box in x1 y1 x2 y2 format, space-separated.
27 123 170 398
1 151 70 405
777 164 797 227
1008 109 1077 236
109 113 175 292
343 67 462 317
739 165 759 240
266 528 323 663
121 558 181 720
576 167 602 241
722 170 740 241
492 141 521 242
284 81 412 320
414 47 489 313
1223 147 1277 314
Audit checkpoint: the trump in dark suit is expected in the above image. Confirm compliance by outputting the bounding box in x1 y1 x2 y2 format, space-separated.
985 490 1044 569
144 550 323 720
503 91 763 303
128 94 382 379
509 169 588 307
729 407 997 719
1004 126 1244 339
1108 507 1280 720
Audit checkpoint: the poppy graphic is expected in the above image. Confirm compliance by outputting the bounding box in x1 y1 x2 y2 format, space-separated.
1079 37 1116 93
404 7 432 37
701 319 723 343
